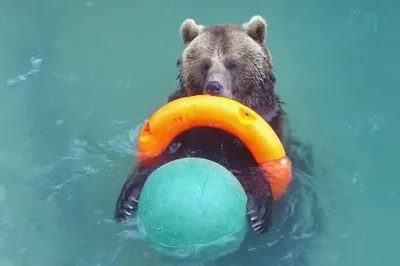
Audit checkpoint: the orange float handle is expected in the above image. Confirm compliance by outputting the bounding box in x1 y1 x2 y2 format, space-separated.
137 95 292 200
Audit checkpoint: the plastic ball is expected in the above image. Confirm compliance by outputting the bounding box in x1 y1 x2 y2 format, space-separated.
137 157 248 260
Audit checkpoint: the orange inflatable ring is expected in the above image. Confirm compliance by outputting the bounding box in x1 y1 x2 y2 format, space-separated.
136 95 292 201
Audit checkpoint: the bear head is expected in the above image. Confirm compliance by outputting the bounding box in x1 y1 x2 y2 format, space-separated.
177 15 280 115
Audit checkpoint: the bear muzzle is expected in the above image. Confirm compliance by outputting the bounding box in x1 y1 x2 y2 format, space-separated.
204 81 224 95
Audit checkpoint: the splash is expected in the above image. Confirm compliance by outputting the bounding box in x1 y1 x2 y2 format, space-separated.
6 56 42 87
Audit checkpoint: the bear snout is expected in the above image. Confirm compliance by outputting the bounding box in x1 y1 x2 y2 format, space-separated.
204 81 223 95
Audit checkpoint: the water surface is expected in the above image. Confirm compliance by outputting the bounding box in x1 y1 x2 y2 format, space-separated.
1 0 399 265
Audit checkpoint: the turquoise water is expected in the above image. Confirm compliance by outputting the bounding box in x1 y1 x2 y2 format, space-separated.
1 0 399 265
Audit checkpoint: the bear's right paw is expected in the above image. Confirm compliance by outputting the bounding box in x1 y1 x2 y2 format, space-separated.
114 187 140 222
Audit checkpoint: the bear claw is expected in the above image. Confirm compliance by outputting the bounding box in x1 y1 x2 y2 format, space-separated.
124 202 134 210
246 194 269 234
114 187 141 222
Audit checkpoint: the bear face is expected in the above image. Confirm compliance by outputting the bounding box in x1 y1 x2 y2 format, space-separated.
175 16 280 117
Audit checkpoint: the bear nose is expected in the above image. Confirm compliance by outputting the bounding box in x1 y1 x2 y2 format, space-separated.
204 81 223 95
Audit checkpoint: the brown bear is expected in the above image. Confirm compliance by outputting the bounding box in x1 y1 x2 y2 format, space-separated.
114 15 290 235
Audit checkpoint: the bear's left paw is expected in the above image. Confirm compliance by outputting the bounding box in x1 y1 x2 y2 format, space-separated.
246 194 270 234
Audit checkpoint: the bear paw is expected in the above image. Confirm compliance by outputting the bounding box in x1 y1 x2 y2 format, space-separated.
246 194 271 234
114 187 140 222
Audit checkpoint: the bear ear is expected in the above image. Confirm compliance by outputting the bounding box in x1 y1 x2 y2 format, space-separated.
243 15 267 45
180 18 204 45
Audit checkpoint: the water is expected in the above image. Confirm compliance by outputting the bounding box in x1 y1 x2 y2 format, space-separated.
1 0 399 265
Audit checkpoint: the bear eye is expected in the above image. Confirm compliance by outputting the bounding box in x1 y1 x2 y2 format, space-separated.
226 60 238 71
200 59 211 72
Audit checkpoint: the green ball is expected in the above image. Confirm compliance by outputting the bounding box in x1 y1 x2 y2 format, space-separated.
137 157 248 260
